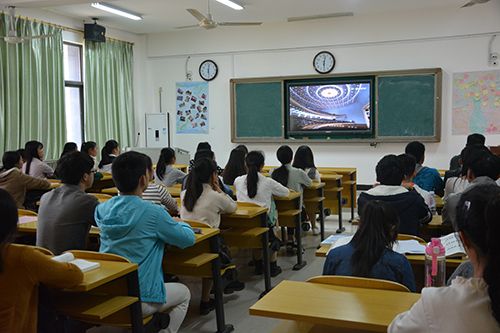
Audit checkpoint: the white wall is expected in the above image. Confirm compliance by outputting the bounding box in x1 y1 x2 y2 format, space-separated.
144 5 500 184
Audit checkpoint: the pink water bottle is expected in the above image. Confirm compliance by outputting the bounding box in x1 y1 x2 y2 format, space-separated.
425 238 446 287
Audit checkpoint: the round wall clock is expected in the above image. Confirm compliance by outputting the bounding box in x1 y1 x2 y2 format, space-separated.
313 51 335 74
199 60 218 81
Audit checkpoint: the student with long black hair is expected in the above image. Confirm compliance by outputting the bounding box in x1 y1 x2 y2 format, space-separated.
389 184 500 332
81 141 99 171
155 147 186 187
323 200 415 291
292 145 321 181
22 141 54 179
234 151 289 276
0 189 83 333
0 151 51 208
180 158 239 315
98 139 120 173
222 148 246 186
59 142 78 159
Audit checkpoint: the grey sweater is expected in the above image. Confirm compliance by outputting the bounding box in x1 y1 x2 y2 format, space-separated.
37 184 99 254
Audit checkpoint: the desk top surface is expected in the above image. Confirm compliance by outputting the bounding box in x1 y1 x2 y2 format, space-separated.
223 203 268 219
319 174 343 181
69 259 138 292
249 280 419 332
305 182 326 190
274 191 301 201
318 167 357 175
101 187 118 195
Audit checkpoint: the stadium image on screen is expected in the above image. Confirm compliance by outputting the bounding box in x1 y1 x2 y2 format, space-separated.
288 82 371 134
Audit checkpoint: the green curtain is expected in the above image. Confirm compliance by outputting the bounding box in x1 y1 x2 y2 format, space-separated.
0 13 66 160
84 39 134 149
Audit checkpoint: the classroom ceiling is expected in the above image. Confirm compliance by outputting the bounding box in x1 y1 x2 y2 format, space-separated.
2 0 494 34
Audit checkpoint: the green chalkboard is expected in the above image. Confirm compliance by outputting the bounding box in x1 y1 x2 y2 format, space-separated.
235 82 283 138
377 75 436 137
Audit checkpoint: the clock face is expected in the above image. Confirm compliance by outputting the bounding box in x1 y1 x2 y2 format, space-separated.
199 60 218 81
313 51 335 74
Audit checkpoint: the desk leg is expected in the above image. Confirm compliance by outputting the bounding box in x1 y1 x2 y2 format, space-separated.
260 213 272 298
293 212 306 271
349 174 355 222
336 179 345 234
209 236 234 333
319 199 325 242
127 270 145 333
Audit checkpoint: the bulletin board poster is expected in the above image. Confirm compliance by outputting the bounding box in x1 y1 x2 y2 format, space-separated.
452 70 500 135
176 82 209 134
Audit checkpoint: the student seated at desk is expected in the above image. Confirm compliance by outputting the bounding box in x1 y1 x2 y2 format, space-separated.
399 153 434 209
405 141 444 197
189 142 223 175
98 139 120 173
222 147 247 186
271 145 313 237
186 149 233 196
292 145 321 182
0 189 83 333
449 133 485 171
442 149 500 226
81 141 98 171
389 184 500 333
0 151 51 208
180 158 240 315
234 151 289 277
155 147 186 187
37 152 99 255
358 155 431 236
323 200 416 292
95 151 195 333
54 142 78 178
143 156 179 215
22 140 54 179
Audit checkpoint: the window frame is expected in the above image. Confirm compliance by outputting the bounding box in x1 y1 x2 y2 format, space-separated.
63 41 85 143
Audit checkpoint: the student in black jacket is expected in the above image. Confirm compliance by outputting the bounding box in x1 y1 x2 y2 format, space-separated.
358 154 431 236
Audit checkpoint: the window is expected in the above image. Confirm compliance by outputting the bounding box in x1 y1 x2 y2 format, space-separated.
63 42 84 147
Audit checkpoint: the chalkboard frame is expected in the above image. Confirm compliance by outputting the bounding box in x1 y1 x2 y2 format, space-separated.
230 68 442 143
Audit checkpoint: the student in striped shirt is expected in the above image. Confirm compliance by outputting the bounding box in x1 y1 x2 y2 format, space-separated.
143 158 179 215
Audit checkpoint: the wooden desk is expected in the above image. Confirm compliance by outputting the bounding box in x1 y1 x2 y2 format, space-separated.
221 203 272 295
173 164 188 173
303 182 326 241
318 167 357 222
318 174 344 233
250 280 420 332
49 179 61 189
274 191 306 270
164 227 233 332
167 184 181 197
17 221 101 239
102 187 118 196
87 174 114 193
54 258 143 333
438 169 447 178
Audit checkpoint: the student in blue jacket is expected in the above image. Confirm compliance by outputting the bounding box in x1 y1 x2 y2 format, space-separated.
405 141 444 197
95 151 195 333
323 200 416 292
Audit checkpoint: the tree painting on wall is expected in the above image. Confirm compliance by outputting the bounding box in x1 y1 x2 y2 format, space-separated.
176 82 209 134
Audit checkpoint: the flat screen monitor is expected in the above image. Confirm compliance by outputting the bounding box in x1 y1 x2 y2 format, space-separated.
286 78 374 137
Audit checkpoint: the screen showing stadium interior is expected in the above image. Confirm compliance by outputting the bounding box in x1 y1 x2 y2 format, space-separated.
288 82 372 135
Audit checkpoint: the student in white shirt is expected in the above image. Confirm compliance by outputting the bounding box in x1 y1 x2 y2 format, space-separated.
180 158 239 314
155 147 186 187
22 141 54 179
389 184 500 333
81 141 99 171
98 139 120 173
271 145 313 241
234 151 289 277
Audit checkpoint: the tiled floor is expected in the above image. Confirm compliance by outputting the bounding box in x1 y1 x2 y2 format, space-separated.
179 212 356 333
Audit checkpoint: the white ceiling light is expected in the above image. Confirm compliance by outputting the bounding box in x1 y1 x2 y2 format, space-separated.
91 3 143 21
215 0 244 10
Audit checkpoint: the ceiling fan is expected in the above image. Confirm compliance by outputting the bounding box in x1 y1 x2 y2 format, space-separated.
176 0 262 30
461 0 491 7
2 6 54 44
287 12 354 22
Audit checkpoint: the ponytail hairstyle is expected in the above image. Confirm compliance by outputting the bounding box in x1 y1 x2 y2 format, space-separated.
245 151 265 198
456 184 500 324
2 151 22 171
292 145 316 170
156 147 176 181
235 144 248 154
222 148 246 185
272 145 293 187
184 158 216 212
24 140 43 175
99 140 119 169
60 142 78 159
0 189 19 273
81 141 97 155
351 200 399 277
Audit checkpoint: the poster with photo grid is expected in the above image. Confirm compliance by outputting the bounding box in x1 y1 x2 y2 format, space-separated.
176 81 209 134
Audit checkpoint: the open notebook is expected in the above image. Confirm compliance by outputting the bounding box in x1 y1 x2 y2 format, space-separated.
51 253 101 273
326 233 466 258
